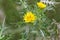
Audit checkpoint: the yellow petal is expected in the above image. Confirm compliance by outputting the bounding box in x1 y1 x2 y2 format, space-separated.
37 2 46 9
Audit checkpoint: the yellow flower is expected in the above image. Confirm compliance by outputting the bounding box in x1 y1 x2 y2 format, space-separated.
23 12 36 23
37 2 46 9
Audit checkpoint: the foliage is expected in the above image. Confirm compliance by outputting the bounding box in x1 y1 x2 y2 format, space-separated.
0 0 58 40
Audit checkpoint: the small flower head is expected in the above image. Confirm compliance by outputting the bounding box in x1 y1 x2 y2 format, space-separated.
23 12 36 23
37 2 46 9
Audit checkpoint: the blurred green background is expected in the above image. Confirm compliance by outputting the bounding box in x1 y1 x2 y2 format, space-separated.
0 0 60 40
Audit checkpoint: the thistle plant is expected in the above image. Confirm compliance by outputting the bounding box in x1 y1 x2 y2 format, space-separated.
0 0 58 40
